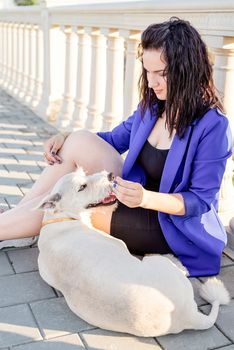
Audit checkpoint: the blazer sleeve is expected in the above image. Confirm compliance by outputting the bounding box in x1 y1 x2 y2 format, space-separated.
97 106 139 154
180 112 233 217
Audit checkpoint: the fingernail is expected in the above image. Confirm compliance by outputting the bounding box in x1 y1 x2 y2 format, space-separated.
112 180 117 188
51 151 56 156
49 162 54 166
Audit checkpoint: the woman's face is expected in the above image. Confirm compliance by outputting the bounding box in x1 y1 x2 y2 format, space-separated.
142 49 167 101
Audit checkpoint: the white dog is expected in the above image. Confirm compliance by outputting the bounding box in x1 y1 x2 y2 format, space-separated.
36 169 230 337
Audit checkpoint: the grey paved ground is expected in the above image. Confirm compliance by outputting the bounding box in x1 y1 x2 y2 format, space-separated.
0 88 234 350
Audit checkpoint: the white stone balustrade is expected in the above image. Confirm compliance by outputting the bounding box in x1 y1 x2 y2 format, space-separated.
0 0 233 230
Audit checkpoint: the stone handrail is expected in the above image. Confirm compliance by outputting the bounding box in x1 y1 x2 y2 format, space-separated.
0 0 233 233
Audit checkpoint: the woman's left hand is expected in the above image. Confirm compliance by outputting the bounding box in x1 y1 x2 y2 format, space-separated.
112 177 145 208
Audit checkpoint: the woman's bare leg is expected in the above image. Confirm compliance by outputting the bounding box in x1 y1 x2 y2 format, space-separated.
0 130 123 240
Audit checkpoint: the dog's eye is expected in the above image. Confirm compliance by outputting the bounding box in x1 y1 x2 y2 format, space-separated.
78 184 87 192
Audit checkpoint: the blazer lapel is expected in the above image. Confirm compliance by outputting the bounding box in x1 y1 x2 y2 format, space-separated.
123 109 156 176
160 125 194 193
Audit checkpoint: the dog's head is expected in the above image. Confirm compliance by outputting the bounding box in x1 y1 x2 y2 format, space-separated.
36 168 117 216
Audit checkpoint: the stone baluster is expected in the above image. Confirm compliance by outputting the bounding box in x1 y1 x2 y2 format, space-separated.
23 24 33 103
28 24 37 104
6 22 13 91
0 22 5 84
3 23 9 85
101 29 125 131
36 2 52 120
19 23 29 100
71 27 91 130
204 35 234 247
3 22 10 89
9 22 17 93
121 30 141 119
213 46 234 218
16 23 25 98
56 26 76 129
31 25 43 108
85 28 106 132
13 23 22 97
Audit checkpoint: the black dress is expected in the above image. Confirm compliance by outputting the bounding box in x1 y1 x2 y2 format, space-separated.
110 140 173 256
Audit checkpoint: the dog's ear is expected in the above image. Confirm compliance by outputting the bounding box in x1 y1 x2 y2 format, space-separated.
75 167 86 178
34 193 62 211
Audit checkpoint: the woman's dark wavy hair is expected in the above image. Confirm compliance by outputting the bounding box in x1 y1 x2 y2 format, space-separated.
138 17 224 138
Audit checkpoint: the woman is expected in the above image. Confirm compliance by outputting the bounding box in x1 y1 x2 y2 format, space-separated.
0 18 232 277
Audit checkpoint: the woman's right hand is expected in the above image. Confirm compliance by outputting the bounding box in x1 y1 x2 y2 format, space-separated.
43 132 68 165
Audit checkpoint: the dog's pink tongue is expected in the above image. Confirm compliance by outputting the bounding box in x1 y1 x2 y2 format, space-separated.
102 193 116 204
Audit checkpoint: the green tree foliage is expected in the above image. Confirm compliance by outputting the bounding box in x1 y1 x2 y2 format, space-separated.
14 0 38 5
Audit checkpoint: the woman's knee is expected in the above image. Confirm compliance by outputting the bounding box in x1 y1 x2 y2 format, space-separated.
59 130 93 159
60 129 123 175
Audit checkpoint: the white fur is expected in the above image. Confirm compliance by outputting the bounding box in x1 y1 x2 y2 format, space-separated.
200 278 230 305
37 169 229 337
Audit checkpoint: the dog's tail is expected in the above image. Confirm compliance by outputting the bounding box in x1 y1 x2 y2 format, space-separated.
191 277 229 330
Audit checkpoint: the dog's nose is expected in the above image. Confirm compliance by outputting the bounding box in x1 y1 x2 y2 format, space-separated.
108 172 115 181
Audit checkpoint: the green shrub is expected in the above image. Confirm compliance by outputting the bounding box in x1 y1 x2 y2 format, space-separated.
14 0 38 5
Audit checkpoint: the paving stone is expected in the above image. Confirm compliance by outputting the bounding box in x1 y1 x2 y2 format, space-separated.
0 156 18 165
10 334 85 349
27 172 40 182
0 170 31 181
224 247 234 261
36 160 47 169
25 146 44 154
0 196 9 210
7 247 39 273
0 184 22 196
16 154 44 162
201 299 234 342
0 271 55 307
4 163 43 174
81 329 161 350
0 177 32 187
0 303 42 347
4 194 23 208
4 143 34 150
16 159 40 167
1 139 33 146
212 346 234 350
157 326 231 350
0 131 25 136
0 133 19 139
221 253 234 267
0 147 26 155
32 141 44 146
0 123 27 129
11 134 40 142
0 252 14 276
30 297 95 339
18 182 35 195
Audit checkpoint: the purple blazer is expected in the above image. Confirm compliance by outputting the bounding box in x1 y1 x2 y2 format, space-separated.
97 105 232 277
